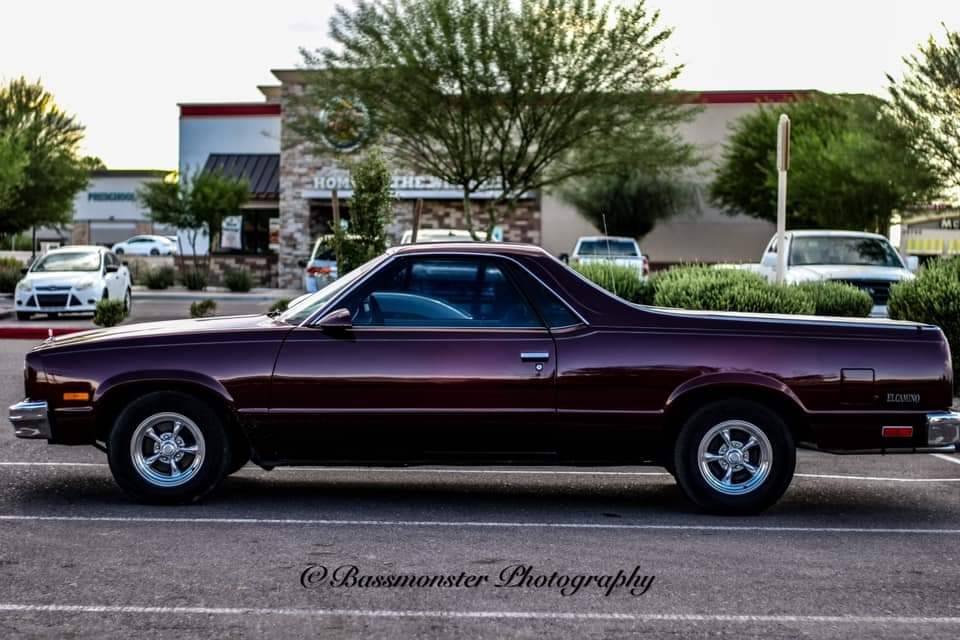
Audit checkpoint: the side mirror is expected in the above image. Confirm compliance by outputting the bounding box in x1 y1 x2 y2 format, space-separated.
20 268 27 275
906 255 919 272
105 264 119 273
558 253 570 264
317 307 352 331
760 252 777 269
297 259 308 269
122 261 129 267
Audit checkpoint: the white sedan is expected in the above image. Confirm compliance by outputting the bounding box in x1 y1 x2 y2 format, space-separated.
112 235 178 256
14 246 132 320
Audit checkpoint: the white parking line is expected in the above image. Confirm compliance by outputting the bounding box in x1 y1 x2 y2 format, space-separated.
0 460 958 482
932 453 960 467
0 603 956 625
1 514 959 534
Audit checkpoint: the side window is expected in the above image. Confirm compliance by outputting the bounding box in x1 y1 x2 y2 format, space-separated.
511 268 581 328
342 257 543 328
105 253 119 268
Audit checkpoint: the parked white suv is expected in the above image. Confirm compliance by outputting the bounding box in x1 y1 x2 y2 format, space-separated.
758 230 917 317
571 236 649 279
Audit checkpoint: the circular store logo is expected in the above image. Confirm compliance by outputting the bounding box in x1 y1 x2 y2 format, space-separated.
318 96 371 152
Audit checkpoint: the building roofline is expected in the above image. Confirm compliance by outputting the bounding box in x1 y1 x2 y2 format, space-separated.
179 103 281 117
89 169 172 178
691 90 813 104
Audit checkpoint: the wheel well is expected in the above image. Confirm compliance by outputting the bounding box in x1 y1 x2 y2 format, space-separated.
663 385 812 446
96 382 249 456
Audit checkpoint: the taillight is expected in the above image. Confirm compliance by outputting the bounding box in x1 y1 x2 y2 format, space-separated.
306 266 333 276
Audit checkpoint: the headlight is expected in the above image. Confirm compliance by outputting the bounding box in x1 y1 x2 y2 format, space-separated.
74 279 96 289
16 280 32 292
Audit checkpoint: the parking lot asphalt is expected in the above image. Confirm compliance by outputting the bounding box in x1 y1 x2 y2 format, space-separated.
0 339 958 639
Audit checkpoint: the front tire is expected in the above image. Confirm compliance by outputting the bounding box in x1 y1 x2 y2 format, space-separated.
673 399 795 515
108 391 230 504
15 312 30 321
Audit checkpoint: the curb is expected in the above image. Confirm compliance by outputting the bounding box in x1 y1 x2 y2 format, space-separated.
0 326 89 340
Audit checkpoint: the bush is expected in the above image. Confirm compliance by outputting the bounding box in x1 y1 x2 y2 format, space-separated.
269 298 291 314
0 269 19 294
93 299 126 327
573 262 653 304
796 281 873 317
0 257 23 270
144 266 176 290
652 266 815 315
889 257 960 385
180 269 207 291
224 268 253 293
190 300 217 318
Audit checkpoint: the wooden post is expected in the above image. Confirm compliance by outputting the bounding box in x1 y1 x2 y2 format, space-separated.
331 188 342 268
411 198 423 243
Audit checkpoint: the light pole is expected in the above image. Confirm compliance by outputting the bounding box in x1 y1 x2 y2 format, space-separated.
776 114 791 284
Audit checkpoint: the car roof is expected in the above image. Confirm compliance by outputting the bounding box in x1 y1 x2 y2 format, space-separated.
786 230 887 240
576 236 637 242
388 242 549 258
44 245 105 254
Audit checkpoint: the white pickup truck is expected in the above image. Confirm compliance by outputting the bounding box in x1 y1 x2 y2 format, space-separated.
755 230 918 318
570 236 649 279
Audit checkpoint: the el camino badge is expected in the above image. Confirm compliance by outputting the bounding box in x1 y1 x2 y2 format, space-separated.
886 392 920 405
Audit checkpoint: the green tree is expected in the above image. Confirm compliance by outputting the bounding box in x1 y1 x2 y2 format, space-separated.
710 94 941 233
0 78 96 237
888 26 960 195
293 0 697 236
561 169 701 240
0 131 27 210
138 169 249 274
338 147 394 273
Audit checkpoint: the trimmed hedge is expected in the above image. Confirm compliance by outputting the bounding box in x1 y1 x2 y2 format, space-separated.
224 268 253 293
0 257 22 294
572 262 654 304
190 300 217 318
180 269 208 291
574 263 873 318
796 281 873 317
144 266 176 290
888 257 960 385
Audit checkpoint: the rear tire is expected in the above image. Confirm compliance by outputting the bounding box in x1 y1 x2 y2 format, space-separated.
15 312 30 321
673 399 795 515
107 391 230 504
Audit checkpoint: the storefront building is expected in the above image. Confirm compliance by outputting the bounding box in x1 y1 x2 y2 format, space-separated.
180 70 804 289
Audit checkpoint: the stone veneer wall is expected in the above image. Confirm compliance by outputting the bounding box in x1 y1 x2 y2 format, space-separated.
175 255 278 288
277 80 543 289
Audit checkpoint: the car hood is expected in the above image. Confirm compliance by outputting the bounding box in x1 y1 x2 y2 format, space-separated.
32 314 290 352
22 272 102 285
786 265 913 282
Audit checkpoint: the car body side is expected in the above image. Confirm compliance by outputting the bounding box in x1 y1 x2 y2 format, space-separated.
21 244 955 466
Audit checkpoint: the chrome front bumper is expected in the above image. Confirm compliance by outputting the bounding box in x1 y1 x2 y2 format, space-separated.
8 400 51 439
927 411 960 448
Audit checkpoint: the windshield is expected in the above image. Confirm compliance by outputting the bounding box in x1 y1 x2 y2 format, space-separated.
789 236 903 268
32 252 101 272
280 254 387 324
576 239 639 257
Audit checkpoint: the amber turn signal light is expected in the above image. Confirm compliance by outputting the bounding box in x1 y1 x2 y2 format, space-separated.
62 392 90 402
881 426 913 438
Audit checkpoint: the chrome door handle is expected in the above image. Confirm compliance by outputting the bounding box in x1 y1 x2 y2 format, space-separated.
520 352 550 362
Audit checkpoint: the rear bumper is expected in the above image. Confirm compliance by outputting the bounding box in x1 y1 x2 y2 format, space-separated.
927 411 960 447
8 400 51 439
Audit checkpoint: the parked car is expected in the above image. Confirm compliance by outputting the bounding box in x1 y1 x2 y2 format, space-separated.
13 246 132 320
571 236 649 278
9 243 958 512
112 235 178 256
400 228 488 244
756 230 917 317
300 236 340 293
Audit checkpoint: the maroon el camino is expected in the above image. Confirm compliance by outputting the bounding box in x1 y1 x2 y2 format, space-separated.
8 243 960 513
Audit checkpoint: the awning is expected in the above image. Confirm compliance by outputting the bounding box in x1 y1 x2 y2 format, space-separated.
203 154 279 200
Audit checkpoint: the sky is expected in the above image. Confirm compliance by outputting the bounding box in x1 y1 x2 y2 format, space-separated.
2 0 959 170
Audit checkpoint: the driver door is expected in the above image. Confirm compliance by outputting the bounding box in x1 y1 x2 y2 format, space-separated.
266 254 558 463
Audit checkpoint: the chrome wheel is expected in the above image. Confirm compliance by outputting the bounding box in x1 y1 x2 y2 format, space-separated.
130 412 205 487
697 419 772 496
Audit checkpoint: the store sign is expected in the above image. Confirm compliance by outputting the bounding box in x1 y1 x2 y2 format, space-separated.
221 216 243 250
88 192 136 202
307 173 524 201
268 217 280 251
